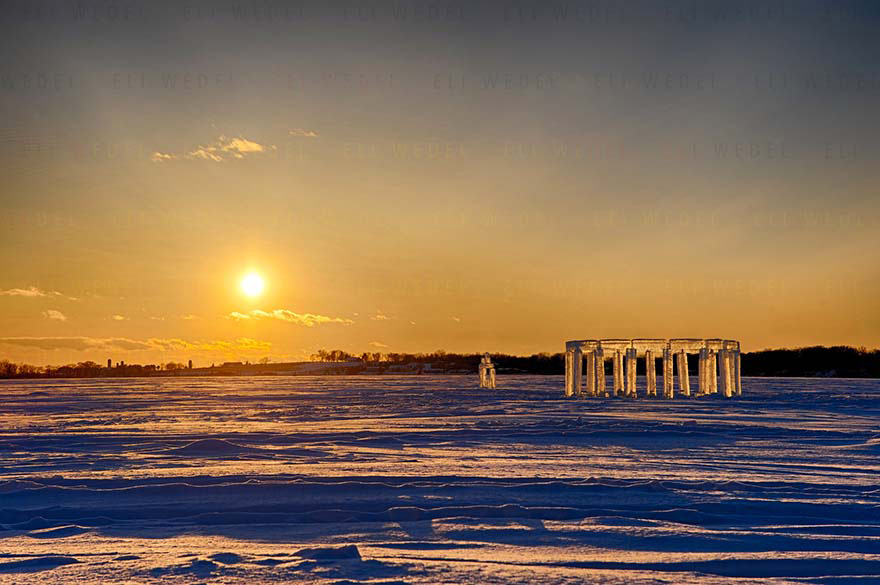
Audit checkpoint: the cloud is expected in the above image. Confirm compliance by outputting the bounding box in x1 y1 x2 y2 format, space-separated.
111 314 127 321
43 309 67 321
1 286 76 300
114 338 156 350
188 136 273 161
151 135 277 163
451 316 461 322
289 128 318 138
0 336 271 354
0 336 150 351
150 151 174 163
148 314 197 321
371 311 390 321
368 341 389 348
146 337 272 352
1 286 48 297
228 309 354 327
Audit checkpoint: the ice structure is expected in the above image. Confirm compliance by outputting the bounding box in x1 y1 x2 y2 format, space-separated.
478 353 496 389
564 338 742 398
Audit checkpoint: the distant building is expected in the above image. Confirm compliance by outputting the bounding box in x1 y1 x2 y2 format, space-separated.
188 359 193 369
107 358 112 368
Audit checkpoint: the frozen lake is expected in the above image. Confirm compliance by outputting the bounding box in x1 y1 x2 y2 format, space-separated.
1 375 879 583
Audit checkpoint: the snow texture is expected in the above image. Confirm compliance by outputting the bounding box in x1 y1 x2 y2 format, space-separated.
0 375 878 583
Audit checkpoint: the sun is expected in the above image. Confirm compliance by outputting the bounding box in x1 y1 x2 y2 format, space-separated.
240 272 265 298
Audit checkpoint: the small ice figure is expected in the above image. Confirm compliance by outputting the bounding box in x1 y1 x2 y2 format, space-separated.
479 353 496 389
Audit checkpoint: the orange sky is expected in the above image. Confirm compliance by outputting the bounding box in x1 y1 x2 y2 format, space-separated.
1 1 879 365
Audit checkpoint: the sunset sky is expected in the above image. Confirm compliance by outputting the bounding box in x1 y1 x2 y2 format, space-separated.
2 0 879 366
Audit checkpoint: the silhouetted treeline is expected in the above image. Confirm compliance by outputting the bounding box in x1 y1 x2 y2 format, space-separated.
308 349 563 373
740 346 880 378
296 346 880 377
2 346 879 378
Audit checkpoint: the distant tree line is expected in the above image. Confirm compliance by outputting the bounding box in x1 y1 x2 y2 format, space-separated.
2 346 880 379
306 349 562 373
740 346 880 378
306 346 880 377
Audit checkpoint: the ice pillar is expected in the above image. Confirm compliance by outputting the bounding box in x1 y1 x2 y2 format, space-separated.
645 350 657 396
734 350 742 395
663 348 674 399
727 349 736 396
479 354 496 389
708 351 718 393
698 348 709 395
719 349 732 397
676 351 690 397
613 350 624 396
572 348 583 397
595 348 606 396
564 350 574 397
625 347 637 397
585 350 597 396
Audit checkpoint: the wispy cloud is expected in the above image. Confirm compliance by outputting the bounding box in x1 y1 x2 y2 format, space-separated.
111 314 127 321
188 136 273 161
289 128 318 138
368 340 389 348
371 311 390 321
147 337 272 352
228 309 353 327
1 286 76 300
42 309 67 321
148 314 198 321
451 316 461 322
151 135 276 163
1 286 48 297
150 151 174 163
0 336 271 353
0 336 148 351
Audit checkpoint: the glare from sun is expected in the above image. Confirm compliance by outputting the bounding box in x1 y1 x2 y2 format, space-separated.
240 273 265 298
